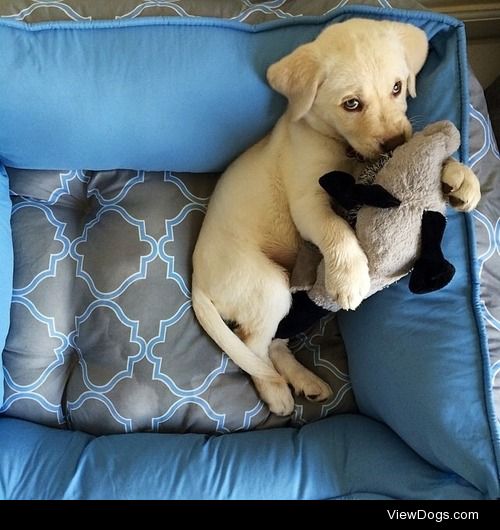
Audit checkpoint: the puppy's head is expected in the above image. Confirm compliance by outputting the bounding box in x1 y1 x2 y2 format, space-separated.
267 18 428 159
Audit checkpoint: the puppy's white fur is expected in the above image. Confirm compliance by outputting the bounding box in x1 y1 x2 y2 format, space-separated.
192 19 481 415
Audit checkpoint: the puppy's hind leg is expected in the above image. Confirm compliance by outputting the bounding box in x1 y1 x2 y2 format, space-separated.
236 267 296 416
269 339 333 403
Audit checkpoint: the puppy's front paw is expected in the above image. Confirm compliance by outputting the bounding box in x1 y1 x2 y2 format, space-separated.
442 160 481 212
325 252 370 310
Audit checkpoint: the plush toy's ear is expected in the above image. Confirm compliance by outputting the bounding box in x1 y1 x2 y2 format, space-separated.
357 185 401 209
393 22 429 98
421 120 461 155
320 171 401 210
267 43 325 121
319 171 357 209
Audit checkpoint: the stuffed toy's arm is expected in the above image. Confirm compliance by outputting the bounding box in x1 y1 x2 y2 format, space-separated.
290 240 322 292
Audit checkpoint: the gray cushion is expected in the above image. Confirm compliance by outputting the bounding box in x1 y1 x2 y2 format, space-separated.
2 169 355 434
469 72 500 419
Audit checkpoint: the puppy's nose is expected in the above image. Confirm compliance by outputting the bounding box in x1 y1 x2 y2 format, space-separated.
381 134 406 153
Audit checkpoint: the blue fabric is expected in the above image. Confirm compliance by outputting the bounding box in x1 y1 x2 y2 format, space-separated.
0 5 499 499
0 415 484 499
336 10 500 495
338 210 500 498
0 7 471 172
0 417 92 499
0 166 12 405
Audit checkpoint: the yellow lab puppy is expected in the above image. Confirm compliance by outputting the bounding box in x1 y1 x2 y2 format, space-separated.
192 19 480 415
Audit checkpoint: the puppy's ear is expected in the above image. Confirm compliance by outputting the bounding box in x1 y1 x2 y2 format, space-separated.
267 44 325 121
394 22 428 97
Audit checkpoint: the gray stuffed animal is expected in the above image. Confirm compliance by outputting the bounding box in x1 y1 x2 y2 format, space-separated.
276 120 460 338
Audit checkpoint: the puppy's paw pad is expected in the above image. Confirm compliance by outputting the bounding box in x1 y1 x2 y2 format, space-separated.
448 178 481 211
449 196 465 209
441 162 464 193
293 374 333 403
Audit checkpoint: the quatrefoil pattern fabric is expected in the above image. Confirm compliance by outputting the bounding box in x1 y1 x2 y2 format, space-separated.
1 169 355 434
0 1 425 25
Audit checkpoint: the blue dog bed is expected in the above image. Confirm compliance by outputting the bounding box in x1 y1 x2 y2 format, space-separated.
0 1 499 499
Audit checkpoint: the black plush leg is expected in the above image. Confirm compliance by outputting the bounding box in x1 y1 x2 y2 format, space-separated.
275 291 331 339
409 211 456 294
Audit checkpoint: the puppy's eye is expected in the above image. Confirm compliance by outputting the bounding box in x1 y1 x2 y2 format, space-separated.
343 98 362 112
392 81 402 96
